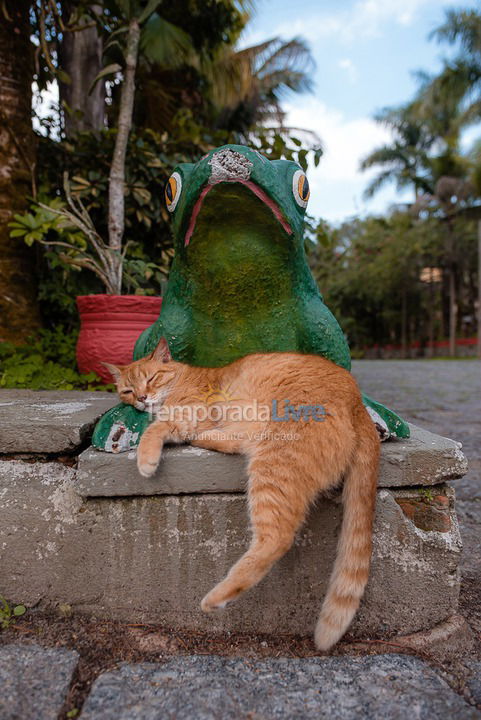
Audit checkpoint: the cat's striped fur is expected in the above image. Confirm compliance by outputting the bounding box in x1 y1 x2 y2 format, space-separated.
107 338 379 650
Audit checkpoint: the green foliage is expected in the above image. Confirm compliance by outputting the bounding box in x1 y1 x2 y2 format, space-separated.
0 329 110 391
9 198 86 248
0 597 26 630
309 209 478 350
10 129 183 327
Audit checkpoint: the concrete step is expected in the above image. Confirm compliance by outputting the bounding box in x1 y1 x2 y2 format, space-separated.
0 391 469 641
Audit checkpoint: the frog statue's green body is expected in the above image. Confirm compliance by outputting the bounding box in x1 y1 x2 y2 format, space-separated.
92 144 409 451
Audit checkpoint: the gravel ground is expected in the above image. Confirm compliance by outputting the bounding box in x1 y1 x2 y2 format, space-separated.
352 359 481 639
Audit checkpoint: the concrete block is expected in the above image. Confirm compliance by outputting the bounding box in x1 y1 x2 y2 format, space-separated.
0 457 462 638
0 390 115 454
77 445 247 497
76 423 468 498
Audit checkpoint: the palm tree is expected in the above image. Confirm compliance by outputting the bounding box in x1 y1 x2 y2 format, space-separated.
205 36 315 137
429 8 481 127
359 104 435 200
0 0 40 341
418 8 481 356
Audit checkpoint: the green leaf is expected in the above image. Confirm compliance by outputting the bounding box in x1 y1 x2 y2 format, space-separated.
140 15 193 68
13 605 26 617
71 176 91 187
57 69 71 85
132 186 152 205
89 64 122 94
138 0 162 24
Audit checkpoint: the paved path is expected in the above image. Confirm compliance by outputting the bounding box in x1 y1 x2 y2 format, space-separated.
0 646 480 720
352 360 481 578
79 655 481 720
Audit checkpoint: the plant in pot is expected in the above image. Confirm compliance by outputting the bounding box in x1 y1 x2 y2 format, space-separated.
9 181 171 381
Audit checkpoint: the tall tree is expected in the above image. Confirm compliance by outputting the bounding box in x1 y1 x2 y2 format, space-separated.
205 36 314 137
0 0 40 341
359 103 434 200
58 3 105 136
429 8 481 127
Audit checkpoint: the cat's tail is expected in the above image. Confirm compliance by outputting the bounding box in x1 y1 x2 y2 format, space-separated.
314 413 379 651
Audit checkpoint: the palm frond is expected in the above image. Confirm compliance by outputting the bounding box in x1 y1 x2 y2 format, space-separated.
431 8 481 59
140 13 194 69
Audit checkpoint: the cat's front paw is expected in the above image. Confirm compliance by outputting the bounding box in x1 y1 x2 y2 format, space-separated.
136 449 161 478
201 592 227 612
201 581 242 612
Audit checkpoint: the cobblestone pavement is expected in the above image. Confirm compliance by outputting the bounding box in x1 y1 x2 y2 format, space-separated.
352 360 481 578
79 655 481 720
1 646 480 720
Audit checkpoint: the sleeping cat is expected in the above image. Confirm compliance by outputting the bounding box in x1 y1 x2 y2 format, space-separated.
104 338 379 651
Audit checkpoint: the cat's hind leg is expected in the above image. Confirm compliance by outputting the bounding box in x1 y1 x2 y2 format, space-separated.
201 448 319 611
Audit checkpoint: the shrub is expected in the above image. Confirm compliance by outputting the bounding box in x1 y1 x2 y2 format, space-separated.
0 328 111 391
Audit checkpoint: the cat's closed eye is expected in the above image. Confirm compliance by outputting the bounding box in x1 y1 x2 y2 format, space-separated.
121 389 133 395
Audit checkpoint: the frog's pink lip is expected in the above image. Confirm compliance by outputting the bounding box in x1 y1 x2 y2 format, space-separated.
184 180 293 247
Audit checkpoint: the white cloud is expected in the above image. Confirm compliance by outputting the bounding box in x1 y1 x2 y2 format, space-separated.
284 97 409 222
338 58 358 83
271 0 436 44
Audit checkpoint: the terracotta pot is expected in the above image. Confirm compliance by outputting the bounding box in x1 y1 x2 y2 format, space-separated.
76 295 162 382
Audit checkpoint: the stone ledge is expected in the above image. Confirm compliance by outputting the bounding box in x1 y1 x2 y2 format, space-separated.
0 390 116 454
76 423 467 497
0 457 463 637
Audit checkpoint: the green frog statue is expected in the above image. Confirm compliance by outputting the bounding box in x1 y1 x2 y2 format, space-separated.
93 145 409 451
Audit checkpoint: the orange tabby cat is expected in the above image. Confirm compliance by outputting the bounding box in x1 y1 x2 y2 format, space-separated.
105 338 379 651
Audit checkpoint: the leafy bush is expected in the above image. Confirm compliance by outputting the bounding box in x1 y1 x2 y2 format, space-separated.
0 328 111 391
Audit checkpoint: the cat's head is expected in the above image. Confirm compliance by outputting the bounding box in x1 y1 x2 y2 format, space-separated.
103 338 176 412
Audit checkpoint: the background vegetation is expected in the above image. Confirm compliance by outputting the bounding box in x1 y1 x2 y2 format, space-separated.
0 2 480 388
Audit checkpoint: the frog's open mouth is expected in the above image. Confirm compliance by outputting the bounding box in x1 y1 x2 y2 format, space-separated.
184 180 293 246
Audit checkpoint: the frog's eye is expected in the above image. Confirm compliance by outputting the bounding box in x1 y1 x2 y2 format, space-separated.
292 169 310 208
165 172 182 212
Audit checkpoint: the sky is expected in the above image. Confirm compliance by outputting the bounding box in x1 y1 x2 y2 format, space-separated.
241 0 481 223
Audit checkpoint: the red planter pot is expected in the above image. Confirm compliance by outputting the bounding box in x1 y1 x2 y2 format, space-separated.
76 295 162 383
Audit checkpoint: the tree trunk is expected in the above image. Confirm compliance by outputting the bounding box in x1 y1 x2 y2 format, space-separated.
427 272 434 358
59 4 105 137
401 286 407 358
448 264 457 358
0 0 41 342
107 18 140 294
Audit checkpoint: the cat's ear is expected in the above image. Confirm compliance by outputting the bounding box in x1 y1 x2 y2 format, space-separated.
101 362 123 383
150 337 172 364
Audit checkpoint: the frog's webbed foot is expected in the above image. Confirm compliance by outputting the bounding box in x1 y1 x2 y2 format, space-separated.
362 393 410 442
92 403 152 452
91 318 163 452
